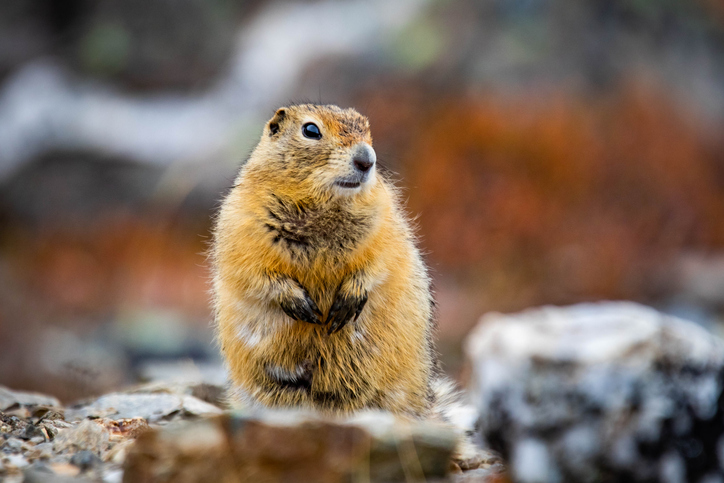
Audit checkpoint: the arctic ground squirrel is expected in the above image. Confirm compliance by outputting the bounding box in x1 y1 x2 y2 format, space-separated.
211 104 487 467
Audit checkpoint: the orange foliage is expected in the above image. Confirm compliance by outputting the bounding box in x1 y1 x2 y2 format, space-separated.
369 82 724 310
7 215 211 320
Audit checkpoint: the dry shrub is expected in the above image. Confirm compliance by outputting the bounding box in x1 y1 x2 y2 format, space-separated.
370 82 724 311
7 216 211 318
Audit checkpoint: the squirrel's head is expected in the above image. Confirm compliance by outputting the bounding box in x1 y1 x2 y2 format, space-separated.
245 104 377 200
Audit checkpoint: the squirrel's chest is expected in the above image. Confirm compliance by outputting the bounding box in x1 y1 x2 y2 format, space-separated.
260 198 373 263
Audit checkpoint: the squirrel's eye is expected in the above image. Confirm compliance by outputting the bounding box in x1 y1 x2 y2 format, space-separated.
302 123 322 140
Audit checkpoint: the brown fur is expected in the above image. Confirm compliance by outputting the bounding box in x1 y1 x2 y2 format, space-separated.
211 104 439 418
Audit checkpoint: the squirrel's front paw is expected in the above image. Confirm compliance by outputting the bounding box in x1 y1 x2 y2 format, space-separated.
326 287 368 335
279 282 323 326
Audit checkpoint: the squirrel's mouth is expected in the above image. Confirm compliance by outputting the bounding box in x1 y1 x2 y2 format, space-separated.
335 180 362 189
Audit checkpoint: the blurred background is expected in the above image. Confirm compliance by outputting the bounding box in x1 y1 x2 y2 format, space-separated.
1 0 724 402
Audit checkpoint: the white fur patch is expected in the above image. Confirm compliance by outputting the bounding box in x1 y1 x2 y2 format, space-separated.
351 327 366 343
368 268 389 289
236 323 262 347
388 389 406 405
233 300 289 347
266 364 309 381
430 377 478 434
446 404 479 434
227 383 262 410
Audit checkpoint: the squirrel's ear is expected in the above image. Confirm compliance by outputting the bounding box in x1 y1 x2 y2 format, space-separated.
268 108 287 136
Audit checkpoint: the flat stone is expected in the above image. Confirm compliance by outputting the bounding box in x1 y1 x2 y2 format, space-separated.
23 462 92 483
53 420 110 455
48 462 81 477
123 410 458 482
3 453 29 470
66 393 221 423
3 437 25 452
0 386 60 412
26 442 54 461
127 381 227 409
70 450 103 471
466 302 724 483
136 360 227 387
104 439 135 465
30 406 65 421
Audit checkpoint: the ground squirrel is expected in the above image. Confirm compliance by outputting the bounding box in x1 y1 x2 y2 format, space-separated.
212 104 472 426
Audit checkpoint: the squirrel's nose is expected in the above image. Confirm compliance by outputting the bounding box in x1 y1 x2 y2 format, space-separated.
352 143 376 173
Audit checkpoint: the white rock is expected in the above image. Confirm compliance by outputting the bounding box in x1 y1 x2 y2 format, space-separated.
466 302 724 483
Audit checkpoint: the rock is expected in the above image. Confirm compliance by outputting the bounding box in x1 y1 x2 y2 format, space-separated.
123 410 458 483
465 302 724 483
1 381 233 482
130 361 228 408
0 386 61 412
53 420 110 456
30 406 65 421
0 414 34 441
352 411 460 481
70 450 103 472
188 383 225 408
104 439 135 465
1 384 224 483
3 437 25 452
39 419 74 441
2 452 29 471
136 360 227 387
66 393 222 423
48 462 82 477
99 417 150 442
23 462 91 483
21 423 48 441
3 407 30 419
25 442 54 461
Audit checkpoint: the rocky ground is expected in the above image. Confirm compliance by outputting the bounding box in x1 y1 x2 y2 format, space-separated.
0 381 223 482
0 381 504 482
3 301 724 483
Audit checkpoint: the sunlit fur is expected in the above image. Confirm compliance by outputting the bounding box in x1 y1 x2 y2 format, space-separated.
212 104 443 418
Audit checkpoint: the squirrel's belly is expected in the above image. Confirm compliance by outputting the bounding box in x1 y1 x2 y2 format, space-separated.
225 300 426 414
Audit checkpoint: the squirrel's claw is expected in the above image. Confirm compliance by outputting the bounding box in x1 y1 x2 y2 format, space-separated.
280 289 323 325
327 291 368 335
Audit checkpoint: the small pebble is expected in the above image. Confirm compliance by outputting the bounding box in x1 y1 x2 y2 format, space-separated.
3 437 23 452
26 442 54 461
53 419 109 454
21 424 45 441
4 452 29 469
41 424 58 440
49 462 81 477
30 406 65 421
70 449 102 472
22 462 59 483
